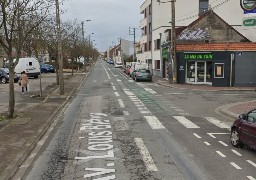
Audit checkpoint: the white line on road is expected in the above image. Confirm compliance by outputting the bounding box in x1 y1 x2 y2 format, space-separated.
247 176 256 180
134 138 158 172
193 133 201 139
124 91 135 96
116 79 121 82
230 162 242 169
231 149 242 156
173 116 200 128
112 86 116 91
218 141 228 147
118 99 125 108
204 142 211 146
144 88 156 94
247 160 256 168
128 80 134 82
110 83 114 85
144 116 165 129
123 111 129 116
205 117 230 129
114 92 120 97
207 133 230 139
216 151 226 157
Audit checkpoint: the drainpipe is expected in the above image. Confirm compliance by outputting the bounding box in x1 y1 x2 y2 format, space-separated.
230 53 234 87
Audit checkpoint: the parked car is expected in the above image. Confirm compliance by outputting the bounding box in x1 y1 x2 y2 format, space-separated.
0 68 19 84
108 60 114 65
230 109 256 150
14 57 40 78
40 64 55 73
130 69 138 79
134 69 152 82
115 62 122 68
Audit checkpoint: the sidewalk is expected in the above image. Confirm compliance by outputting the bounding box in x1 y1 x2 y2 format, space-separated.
153 76 256 119
0 71 89 180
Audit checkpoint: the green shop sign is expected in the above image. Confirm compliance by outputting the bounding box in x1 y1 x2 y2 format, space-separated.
243 17 256 26
162 48 169 59
184 53 213 60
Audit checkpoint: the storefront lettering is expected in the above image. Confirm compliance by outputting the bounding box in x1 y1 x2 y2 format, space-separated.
184 53 213 60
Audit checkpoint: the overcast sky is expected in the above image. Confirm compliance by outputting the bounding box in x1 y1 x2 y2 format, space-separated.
61 0 144 52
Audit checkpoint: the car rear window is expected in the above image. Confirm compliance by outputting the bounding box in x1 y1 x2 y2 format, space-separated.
139 69 150 73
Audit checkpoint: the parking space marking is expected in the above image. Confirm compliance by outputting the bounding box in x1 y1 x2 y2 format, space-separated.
216 151 226 157
144 116 165 129
193 133 201 139
118 99 125 108
230 162 242 169
218 141 228 147
134 138 158 172
247 160 256 168
173 116 200 129
231 149 242 156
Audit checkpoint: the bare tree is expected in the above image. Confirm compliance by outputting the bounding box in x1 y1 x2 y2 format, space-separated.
0 0 54 118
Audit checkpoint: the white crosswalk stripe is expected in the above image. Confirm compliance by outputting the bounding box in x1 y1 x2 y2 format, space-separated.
173 116 200 128
205 117 230 129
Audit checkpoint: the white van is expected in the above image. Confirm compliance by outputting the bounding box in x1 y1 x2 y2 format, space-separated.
129 62 148 76
14 57 40 78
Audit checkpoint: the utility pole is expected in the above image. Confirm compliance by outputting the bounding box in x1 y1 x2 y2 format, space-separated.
170 0 177 84
129 27 136 62
55 0 64 95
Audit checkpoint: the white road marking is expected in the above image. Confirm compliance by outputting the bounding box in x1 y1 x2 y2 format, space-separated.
193 133 201 138
124 91 135 96
112 86 116 91
205 117 230 129
216 151 226 157
134 138 158 172
207 133 230 139
116 79 121 82
128 80 134 82
123 88 129 91
118 99 125 108
144 88 156 94
204 142 211 146
92 80 97 83
84 168 116 179
103 65 111 79
141 111 151 114
114 92 120 97
123 111 129 116
218 141 228 147
247 160 256 168
114 75 119 77
247 176 256 180
175 109 184 112
144 116 165 129
110 83 114 85
107 163 115 167
173 116 200 128
230 162 242 169
231 149 242 156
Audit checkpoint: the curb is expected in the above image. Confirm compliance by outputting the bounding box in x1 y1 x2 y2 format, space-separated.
2 70 93 180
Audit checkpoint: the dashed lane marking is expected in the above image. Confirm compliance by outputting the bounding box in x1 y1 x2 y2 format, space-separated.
230 162 242 169
204 142 211 146
247 176 256 180
218 141 228 147
173 116 200 129
134 138 158 172
216 151 226 158
247 160 256 168
114 92 120 97
193 133 201 139
207 133 230 139
112 86 116 91
144 116 165 129
231 149 242 156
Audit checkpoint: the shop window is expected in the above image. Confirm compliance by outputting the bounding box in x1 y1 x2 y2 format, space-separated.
155 60 160 70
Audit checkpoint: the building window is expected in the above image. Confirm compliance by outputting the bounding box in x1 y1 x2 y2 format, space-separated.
144 43 147 52
149 41 151 51
144 25 147 35
144 9 147 18
155 60 160 70
154 39 160 50
149 23 152 34
149 4 152 15
199 0 209 15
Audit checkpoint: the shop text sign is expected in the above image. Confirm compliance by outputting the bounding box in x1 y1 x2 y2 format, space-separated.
184 53 213 60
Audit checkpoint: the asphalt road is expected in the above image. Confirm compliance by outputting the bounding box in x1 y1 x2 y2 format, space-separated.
22 60 256 180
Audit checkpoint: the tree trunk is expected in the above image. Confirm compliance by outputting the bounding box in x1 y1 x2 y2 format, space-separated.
8 59 15 118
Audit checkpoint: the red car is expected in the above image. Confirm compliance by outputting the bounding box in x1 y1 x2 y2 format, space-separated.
231 109 256 150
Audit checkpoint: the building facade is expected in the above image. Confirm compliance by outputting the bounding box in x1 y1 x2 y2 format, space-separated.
138 0 255 79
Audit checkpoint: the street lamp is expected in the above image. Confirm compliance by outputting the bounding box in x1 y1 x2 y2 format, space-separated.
88 33 94 64
82 19 91 71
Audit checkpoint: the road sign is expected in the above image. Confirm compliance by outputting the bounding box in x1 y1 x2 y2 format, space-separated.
244 9 256 13
240 0 256 11
242 17 256 26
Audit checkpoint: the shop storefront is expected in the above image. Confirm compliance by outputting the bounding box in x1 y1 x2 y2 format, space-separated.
177 51 232 87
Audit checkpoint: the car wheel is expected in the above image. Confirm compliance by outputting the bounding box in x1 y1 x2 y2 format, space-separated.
231 129 242 147
1 77 7 84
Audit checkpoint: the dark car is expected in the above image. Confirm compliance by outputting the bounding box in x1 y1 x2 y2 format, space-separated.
40 64 55 73
134 69 152 82
231 109 256 150
108 60 114 65
0 68 19 84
